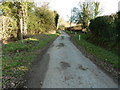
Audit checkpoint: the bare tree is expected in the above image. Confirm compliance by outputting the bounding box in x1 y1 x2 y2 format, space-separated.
70 1 101 31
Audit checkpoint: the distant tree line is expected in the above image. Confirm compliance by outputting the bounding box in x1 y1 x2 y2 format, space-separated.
0 0 59 42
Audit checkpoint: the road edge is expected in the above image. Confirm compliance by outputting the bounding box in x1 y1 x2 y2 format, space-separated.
17 36 58 88
69 36 119 85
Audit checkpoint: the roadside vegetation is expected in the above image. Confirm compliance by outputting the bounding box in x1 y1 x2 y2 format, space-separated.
2 34 58 88
67 32 119 69
89 14 119 56
66 0 119 78
0 0 59 88
0 1 59 43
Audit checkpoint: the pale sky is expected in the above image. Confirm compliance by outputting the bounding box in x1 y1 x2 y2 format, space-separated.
34 0 120 21
2 0 119 21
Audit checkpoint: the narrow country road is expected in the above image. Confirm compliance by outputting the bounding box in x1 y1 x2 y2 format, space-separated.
25 31 118 88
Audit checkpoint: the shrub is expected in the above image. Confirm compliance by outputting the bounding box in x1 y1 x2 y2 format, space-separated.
116 11 120 41
0 16 18 41
89 14 118 41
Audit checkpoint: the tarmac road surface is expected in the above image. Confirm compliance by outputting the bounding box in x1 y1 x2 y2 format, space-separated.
41 31 118 88
25 31 118 88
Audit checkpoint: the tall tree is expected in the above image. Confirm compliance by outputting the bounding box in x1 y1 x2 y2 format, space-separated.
94 2 100 18
70 1 100 31
54 11 59 28
0 0 59 41
15 0 28 39
70 7 80 23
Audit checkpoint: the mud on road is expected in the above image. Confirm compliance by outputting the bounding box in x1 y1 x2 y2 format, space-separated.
23 31 118 88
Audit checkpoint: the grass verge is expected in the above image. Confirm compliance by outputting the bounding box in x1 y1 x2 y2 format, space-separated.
2 34 58 88
66 31 119 69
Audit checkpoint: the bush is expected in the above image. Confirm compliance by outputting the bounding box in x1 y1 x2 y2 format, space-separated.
89 14 118 41
0 16 18 41
27 5 57 35
0 2 59 41
116 11 120 41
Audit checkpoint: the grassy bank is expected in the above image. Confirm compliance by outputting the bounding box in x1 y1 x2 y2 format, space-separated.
66 31 119 69
2 34 58 88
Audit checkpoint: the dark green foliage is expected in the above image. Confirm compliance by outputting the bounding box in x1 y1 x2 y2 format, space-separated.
89 13 120 54
116 11 120 41
54 12 59 28
89 14 118 41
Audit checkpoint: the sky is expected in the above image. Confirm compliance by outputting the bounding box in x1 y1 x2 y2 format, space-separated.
1 0 120 21
48 0 80 20
34 0 120 21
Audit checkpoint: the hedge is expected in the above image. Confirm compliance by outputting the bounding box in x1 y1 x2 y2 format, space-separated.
89 14 118 42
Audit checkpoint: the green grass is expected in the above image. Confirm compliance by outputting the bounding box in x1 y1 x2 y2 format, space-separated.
2 34 57 88
69 32 119 69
